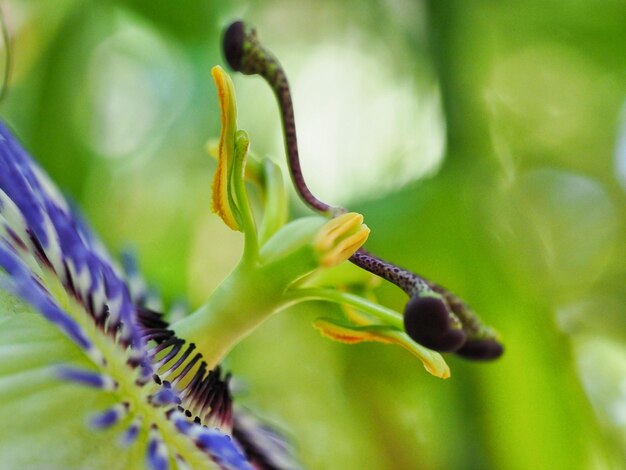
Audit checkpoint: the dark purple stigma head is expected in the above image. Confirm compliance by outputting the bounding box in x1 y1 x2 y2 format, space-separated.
456 338 504 361
223 21 246 72
403 295 467 352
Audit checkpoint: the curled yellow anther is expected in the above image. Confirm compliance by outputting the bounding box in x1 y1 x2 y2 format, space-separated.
211 65 241 231
313 318 450 379
314 213 370 267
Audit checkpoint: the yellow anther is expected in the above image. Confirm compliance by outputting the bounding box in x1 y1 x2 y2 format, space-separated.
313 213 370 267
313 318 450 379
211 65 241 231
322 229 370 267
314 213 363 250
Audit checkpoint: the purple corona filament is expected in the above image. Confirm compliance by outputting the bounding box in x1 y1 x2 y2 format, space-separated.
146 427 169 470
56 367 116 390
121 418 142 446
91 403 130 429
0 122 300 467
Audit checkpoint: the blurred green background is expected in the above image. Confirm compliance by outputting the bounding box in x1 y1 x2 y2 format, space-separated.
2 0 626 468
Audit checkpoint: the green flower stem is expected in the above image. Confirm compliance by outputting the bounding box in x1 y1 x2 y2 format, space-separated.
172 263 285 369
232 130 259 264
283 287 404 330
171 244 320 369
